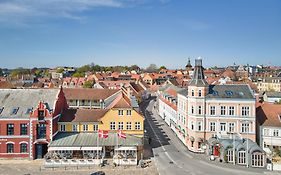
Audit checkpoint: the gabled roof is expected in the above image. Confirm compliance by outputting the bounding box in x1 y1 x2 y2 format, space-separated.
60 108 109 122
63 88 120 100
257 102 281 127
0 89 59 118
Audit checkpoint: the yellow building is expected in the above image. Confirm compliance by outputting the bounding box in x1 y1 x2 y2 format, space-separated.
58 93 144 137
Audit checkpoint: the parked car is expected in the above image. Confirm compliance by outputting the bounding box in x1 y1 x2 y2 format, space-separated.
90 171 105 175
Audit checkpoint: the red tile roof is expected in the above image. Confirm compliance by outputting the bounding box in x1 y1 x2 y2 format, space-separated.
257 102 281 127
60 108 109 122
63 88 120 100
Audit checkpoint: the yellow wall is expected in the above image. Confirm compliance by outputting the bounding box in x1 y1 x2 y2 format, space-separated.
58 108 144 136
99 109 144 136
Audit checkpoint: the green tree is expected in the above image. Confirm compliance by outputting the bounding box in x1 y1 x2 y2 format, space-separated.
159 65 167 70
83 80 94 88
72 72 85 77
56 68 64 73
0 68 3 76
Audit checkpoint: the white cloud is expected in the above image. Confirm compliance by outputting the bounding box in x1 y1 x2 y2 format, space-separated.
0 0 125 26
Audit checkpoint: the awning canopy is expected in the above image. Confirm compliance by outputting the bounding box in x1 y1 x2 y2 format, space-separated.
115 146 137 151
48 147 81 151
81 147 102 151
49 132 143 149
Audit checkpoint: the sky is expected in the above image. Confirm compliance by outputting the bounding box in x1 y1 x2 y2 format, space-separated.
0 0 280 69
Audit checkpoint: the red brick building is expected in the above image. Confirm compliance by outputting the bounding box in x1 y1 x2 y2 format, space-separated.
0 88 68 159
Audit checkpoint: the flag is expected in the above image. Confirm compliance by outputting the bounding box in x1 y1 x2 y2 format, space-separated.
98 129 109 138
117 130 126 139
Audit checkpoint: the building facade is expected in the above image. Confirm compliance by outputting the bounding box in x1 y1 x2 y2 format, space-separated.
0 88 68 159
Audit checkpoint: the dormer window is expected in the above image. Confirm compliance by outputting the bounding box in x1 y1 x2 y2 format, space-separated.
38 110 44 120
11 107 19 115
0 107 4 114
25 108 33 115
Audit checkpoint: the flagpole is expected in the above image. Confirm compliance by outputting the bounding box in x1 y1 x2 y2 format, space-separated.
97 131 99 161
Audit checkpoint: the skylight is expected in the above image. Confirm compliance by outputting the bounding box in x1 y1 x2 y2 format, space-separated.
225 90 233 96
25 108 33 115
213 91 218 96
11 107 19 115
0 107 4 114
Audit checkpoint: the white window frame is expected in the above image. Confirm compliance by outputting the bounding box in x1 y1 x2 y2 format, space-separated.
126 110 132 116
110 122 116 130
60 124 66 132
118 122 124 130
229 106 235 116
126 122 132 130
238 151 246 165
220 106 226 116
210 106 216 115
220 123 226 132
242 106 250 116
72 124 78 132
83 124 88 132
210 122 216 132
135 122 141 130
228 123 235 133
118 110 124 116
241 123 249 133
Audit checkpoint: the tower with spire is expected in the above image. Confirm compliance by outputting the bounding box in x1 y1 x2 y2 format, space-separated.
185 58 192 71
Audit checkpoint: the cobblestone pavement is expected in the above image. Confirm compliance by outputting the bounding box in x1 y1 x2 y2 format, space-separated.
0 159 158 175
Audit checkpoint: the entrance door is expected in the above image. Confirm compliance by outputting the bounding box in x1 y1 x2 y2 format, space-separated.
214 146 219 156
36 144 48 159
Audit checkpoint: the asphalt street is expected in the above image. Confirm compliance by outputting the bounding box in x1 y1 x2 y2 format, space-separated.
141 96 278 175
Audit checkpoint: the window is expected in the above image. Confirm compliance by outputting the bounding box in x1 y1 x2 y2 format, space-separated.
20 124 28 135
226 149 234 162
0 107 3 114
38 110 44 120
238 151 246 165
251 153 264 167
229 106 235 116
135 122 141 130
191 121 194 130
25 108 33 115
191 106 194 114
197 121 202 131
20 143 28 153
126 122 132 130
198 142 201 149
37 124 46 139
273 129 279 137
198 106 202 115
60 124 66 131
93 124 98 131
72 124 78 132
7 143 14 153
220 106 226 115
210 122 216 132
241 123 249 133
118 122 124 130
242 106 250 116
11 107 19 115
228 123 235 133
198 90 202 97
7 124 14 135
110 122 116 130
225 90 233 96
263 128 269 136
83 125 88 131
191 90 194 96
126 110 132 116
220 123 226 132
118 110 123 116
210 106 216 115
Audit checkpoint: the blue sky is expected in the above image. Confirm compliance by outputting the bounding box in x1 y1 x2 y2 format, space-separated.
0 0 280 69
